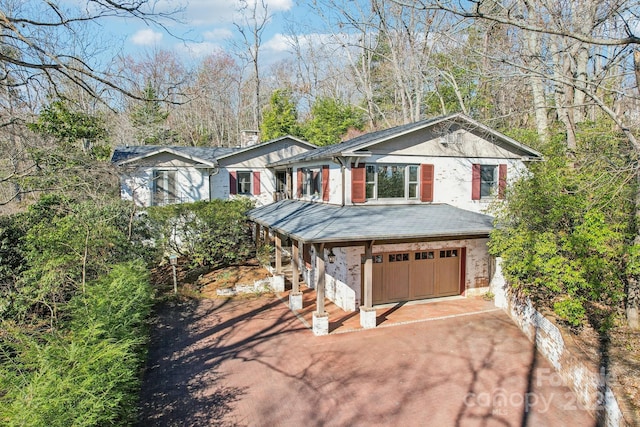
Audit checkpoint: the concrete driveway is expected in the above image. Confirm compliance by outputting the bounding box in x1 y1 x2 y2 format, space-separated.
138 295 595 426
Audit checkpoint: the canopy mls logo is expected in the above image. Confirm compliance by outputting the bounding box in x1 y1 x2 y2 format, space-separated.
463 367 616 415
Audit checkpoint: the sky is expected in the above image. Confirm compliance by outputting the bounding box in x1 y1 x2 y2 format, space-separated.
106 0 315 65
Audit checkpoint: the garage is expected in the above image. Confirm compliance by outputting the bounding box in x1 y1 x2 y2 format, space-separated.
368 248 464 305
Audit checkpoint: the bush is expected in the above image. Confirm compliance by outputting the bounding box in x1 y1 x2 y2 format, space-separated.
148 198 255 268
0 261 152 426
3 196 160 324
489 131 633 329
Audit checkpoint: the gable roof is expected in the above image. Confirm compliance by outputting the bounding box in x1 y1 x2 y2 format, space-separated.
111 135 316 167
268 113 542 167
111 145 236 167
216 135 316 160
247 199 494 244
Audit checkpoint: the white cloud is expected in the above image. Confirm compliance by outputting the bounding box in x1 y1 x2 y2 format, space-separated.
177 41 225 58
203 28 234 40
169 0 294 26
130 28 163 46
263 33 293 53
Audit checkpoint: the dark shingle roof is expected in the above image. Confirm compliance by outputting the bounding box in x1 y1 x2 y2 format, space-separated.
247 200 494 244
110 145 238 165
267 113 542 167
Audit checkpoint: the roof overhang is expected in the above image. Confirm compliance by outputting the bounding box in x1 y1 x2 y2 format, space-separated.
218 135 316 161
114 147 218 167
247 200 494 245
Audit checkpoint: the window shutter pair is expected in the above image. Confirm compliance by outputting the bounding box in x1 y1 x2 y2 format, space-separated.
228 171 261 195
471 164 507 200
351 163 434 203
296 166 330 200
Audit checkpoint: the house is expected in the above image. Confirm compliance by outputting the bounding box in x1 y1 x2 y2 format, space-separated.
246 113 542 335
111 136 316 207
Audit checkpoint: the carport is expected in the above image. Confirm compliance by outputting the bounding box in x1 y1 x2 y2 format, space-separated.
247 199 495 335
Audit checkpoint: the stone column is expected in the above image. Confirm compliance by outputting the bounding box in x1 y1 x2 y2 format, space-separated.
313 243 329 335
289 240 302 310
360 240 376 329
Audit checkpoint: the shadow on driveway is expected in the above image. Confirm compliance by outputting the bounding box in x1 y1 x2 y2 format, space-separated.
137 295 596 426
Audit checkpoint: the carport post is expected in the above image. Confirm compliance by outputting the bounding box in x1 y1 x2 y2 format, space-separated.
363 241 373 308
315 243 326 314
289 239 302 310
292 240 300 293
275 233 282 274
360 240 376 329
312 242 329 336
254 223 261 248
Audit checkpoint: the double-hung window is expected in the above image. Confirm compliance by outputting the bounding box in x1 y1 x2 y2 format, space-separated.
153 170 178 206
303 167 322 197
365 164 420 200
480 165 498 198
297 166 329 200
237 171 252 194
472 164 507 200
229 171 261 196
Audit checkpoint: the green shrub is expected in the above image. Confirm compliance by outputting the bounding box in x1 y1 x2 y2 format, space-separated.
148 198 255 268
0 261 152 426
553 298 586 327
489 131 632 329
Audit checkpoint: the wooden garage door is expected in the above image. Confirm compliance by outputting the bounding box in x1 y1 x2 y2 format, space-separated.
370 248 461 305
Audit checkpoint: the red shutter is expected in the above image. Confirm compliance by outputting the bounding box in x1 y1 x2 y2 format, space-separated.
253 171 261 195
322 165 330 201
420 164 434 202
229 171 237 195
296 168 303 198
351 163 366 203
498 164 507 199
471 164 481 200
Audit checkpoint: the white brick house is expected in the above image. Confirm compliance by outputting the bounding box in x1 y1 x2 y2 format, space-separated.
111 136 316 207
247 113 542 335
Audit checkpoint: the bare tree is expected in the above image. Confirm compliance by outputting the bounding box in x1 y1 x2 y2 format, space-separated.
233 0 270 131
399 0 640 327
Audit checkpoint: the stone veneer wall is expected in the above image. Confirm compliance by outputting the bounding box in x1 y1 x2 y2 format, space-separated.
490 258 626 426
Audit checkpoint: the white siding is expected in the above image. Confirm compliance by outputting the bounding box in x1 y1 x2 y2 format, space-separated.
120 167 210 207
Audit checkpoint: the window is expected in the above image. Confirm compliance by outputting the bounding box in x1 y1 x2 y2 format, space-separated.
415 251 435 260
302 167 322 197
153 170 178 206
365 164 420 200
230 171 261 196
298 166 329 200
472 164 507 200
237 171 252 194
480 165 498 198
389 253 409 262
440 249 458 258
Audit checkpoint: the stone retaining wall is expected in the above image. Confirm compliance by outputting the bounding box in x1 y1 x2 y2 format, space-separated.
490 258 626 426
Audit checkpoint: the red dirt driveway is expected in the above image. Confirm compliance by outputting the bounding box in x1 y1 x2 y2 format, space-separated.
137 296 595 426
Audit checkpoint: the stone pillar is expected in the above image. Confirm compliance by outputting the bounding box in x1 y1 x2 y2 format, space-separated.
275 233 282 274
289 239 302 310
313 243 329 335
360 240 376 329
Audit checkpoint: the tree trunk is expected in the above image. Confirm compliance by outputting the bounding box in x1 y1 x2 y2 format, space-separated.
525 30 549 143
